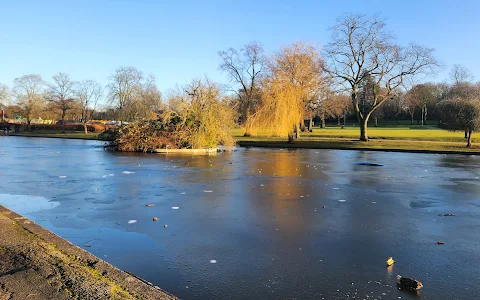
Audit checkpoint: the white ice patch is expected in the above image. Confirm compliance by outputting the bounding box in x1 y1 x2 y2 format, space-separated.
59 176 67 178
338 200 347 203
210 260 217 264
203 190 213 193
180 192 186 195
128 220 137 224
0 194 59 214
172 206 180 210
122 171 135 174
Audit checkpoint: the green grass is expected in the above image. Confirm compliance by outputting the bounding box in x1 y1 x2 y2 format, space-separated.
12 130 101 140
232 125 467 142
236 138 480 154
232 124 480 154
10 126 480 154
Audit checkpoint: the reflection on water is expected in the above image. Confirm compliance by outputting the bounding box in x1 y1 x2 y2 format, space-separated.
1 137 480 300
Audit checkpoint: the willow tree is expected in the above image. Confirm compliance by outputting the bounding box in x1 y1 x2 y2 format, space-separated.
248 42 325 142
324 14 439 141
166 78 235 149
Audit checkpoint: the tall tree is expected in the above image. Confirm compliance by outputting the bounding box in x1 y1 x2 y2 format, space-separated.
218 42 265 136
107 66 143 123
76 80 103 134
13 75 45 130
247 42 325 142
324 14 439 141
405 83 437 125
450 64 474 84
127 75 163 120
437 98 480 147
0 83 9 121
325 94 351 126
47 73 76 133
0 83 9 105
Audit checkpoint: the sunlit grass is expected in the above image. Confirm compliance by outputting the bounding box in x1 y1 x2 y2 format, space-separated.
13 130 101 140
232 125 467 142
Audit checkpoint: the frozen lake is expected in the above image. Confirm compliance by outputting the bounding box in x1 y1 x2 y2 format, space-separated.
1 136 479 299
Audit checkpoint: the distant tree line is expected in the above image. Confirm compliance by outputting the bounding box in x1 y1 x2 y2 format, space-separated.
1 14 479 146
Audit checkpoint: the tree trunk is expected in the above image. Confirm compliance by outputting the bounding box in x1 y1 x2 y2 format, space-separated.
308 116 313 132
410 113 414 125
244 109 251 136
374 117 378 127
465 130 468 139
300 120 306 132
288 132 294 144
27 120 31 131
424 106 428 125
84 123 88 135
61 111 66 133
295 122 300 139
320 111 325 128
467 130 472 147
343 114 346 127
360 116 370 141
421 107 424 126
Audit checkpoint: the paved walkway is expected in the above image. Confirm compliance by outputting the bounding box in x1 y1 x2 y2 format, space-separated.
0 205 177 300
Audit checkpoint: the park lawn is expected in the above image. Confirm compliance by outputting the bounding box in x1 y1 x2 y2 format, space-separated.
232 125 468 142
12 130 102 140
236 137 480 154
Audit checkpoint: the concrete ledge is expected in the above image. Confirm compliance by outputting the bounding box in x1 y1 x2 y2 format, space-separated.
0 205 177 300
154 148 218 155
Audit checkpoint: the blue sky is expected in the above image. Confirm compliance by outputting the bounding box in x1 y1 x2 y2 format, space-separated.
1 0 479 93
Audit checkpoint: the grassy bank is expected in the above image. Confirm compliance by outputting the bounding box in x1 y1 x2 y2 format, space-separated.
8 126 480 154
233 125 480 154
232 125 467 142
10 130 102 140
236 138 480 154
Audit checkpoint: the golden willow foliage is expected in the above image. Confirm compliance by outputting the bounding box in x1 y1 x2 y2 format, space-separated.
247 78 304 138
111 78 235 152
167 78 235 149
247 42 325 140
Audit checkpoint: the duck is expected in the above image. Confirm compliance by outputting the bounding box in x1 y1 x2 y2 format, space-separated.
386 257 395 266
397 275 423 290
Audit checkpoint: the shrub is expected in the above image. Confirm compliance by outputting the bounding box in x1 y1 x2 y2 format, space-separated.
109 79 235 152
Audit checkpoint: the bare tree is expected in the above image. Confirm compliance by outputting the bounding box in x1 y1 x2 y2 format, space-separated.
405 83 437 125
324 14 439 141
450 64 474 84
47 73 76 133
107 66 143 123
0 83 9 105
13 75 45 130
219 42 265 136
76 80 103 134
127 75 163 120
325 94 351 126
0 83 9 121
